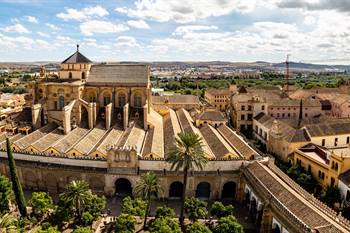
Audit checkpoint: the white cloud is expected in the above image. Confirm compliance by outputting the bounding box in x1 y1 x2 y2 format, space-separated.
26 16 38 23
3 23 30 34
80 20 129 36
115 0 276 23
116 36 140 48
36 39 52 49
127 19 150 29
46 23 60 31
0 33 52 50
37 31 50 38
173 25 218 36
57 5 109 21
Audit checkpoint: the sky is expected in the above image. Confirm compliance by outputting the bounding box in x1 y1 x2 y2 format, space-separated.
0 0 350 63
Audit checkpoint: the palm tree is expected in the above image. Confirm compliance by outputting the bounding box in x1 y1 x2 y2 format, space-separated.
0 213 17 233
166 132 207 227
59 180 91 219
134 171 163 229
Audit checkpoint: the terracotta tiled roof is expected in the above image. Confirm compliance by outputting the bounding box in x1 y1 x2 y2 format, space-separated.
61 51 92 64
51 127 88 153
71 124 107 155
86 64 149 86
197 111 226 122
152 95 200 104
305 122 350 137
31 128 64 152
92 126 124 156
14 123 57 150
199 124 239 159
163 109 181 157
246 162 350 232
217 124 258 159
339 169 350 186
205 88 230 95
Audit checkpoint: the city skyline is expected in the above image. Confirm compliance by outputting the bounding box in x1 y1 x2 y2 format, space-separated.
0 0 350 64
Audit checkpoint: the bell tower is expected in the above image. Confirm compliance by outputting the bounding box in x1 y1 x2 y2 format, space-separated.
59 44 92 80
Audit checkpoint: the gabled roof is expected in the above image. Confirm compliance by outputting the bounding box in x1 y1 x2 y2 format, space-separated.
197 111 226 122
339 169 350 186
86 64 149 86
61 47 92 64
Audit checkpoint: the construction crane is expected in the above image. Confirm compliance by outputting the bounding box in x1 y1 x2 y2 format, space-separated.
284 54 290 93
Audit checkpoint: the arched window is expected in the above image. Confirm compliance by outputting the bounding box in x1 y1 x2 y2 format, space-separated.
58 96 65 110
69 72 72 79
81 72 86 79
104 96 111 106
134 93 142 108
118 93 126 107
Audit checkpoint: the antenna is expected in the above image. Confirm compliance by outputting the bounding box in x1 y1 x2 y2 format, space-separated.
285 54 290 93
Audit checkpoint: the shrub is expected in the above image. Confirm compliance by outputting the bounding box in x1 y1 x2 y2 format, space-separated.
214 215 243 233
81 212 94 226
114 214 136 233
184 197 208 222
30 192 53 219
0 175 12 214
149 217 181 233
121 196 146 216
73 226 92 233
187 221 212 233
210 202 234 218
155 206 176 219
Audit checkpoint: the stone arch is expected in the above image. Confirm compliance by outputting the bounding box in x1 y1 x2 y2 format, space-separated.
115 178 133 197
99 89 113 107
116 90 127 107
82 72 86 79
221 181 237 200
69 72 72 79
195 181 211 200
249 196 258 222
132 91 143 108
169 181 183 199
85 89 97 103
68 100 90 128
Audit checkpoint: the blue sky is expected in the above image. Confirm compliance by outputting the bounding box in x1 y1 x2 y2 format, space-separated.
0 0 350 63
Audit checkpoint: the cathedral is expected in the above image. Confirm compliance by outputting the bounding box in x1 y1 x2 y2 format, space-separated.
29 45 151 134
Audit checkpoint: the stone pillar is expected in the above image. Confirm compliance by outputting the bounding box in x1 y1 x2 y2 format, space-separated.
63 100 75 134
237 174 246 202
143 103 148 130
260 204 273 233
88 103 94 129
63 110 71 134
93 102 97 126
32 104 42 130
105 103 112 130
123 103 129 130
147 86 151 114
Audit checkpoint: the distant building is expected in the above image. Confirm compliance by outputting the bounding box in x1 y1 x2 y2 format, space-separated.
151 88 164 96
204 84 236 111
293 143 350 188
151 94 201 112
195 109 226 128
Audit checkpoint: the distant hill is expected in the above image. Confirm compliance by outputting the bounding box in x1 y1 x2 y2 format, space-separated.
272 62 350 71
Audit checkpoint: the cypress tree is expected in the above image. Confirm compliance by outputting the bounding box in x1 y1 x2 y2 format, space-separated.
6 137 27 217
